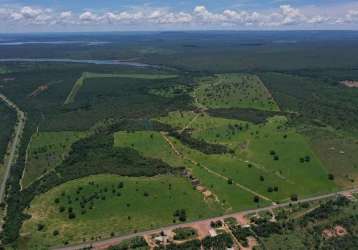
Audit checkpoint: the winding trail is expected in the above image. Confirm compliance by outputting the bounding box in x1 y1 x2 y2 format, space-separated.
0 93 26 203
160 132 272 203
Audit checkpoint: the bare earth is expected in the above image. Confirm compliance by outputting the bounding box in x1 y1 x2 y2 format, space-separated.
340 80 358 88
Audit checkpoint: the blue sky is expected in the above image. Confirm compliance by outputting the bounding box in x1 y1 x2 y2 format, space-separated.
0 0 358 32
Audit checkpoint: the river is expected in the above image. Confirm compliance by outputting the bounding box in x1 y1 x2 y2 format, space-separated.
0 58 155 67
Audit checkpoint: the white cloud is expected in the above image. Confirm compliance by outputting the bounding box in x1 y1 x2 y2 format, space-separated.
0 4 358 30
346 10 358 22
79 11 101 23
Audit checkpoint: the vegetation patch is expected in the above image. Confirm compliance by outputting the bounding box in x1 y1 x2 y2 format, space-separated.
173 227 197 241
21 131 87 188
259 72 358 133
64 72 178 104
194 74 279 111
157 111 336 201
108 236 149 250
114 130 262 211
0 101 16 164
19 174 220 248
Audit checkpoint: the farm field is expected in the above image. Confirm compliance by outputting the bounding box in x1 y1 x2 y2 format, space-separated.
21 131 87 188
194 74 279 111
64 72 178 104
19 174 222 249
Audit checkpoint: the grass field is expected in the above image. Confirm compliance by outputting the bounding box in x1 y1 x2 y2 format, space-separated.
64 72 178 104
21 131 87 188
114 130 268 211
307 130 358 188
156 111 336 200
194 74 279 111
19 174 222 249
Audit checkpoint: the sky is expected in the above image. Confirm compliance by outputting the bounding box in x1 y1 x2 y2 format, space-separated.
0 0 358 32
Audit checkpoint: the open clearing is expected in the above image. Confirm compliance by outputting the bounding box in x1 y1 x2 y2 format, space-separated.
156 111 336 200
64 72 178 104
21 131 87 188
20 174 222 249
309 132 358 188
114 130 268 211
194 74 279 111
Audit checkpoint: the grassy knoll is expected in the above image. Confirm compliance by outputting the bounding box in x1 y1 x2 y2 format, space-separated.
19 174 221 249
156 111 336 200
64 72 178 104
21 131 87 188
194 74 279 111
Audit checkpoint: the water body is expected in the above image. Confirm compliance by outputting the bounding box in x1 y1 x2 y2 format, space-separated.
0 58 155 68
0 41 110 46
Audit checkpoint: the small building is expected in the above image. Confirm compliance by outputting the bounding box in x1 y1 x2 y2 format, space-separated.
203 190 213 198
209 229 217 237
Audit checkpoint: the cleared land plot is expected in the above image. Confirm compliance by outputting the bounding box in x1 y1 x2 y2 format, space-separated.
20 174 221 249
340 80 358 88
21 131 87 188
115 131 270 210
309 132 358 188
64 72 178 104
194 74 279 111
157 112 336 200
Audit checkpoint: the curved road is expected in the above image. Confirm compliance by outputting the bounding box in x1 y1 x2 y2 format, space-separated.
0 93 26 203
54 187 358 250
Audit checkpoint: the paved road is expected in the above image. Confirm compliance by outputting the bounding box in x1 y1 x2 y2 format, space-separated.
0 93 26 203
54 187 358 250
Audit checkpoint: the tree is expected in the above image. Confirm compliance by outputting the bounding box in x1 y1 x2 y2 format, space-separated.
290 194 298 201
37 224 45 231
68 212 76 219
328 174 335 180
254 196 260 203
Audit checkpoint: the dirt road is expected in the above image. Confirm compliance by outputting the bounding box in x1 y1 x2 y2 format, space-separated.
0 93 26 203
53 187 358 250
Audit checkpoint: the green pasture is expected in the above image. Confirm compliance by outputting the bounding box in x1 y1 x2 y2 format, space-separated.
156 111 336 200
21 131 87 188
20 174 221 249
194 74 279 111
